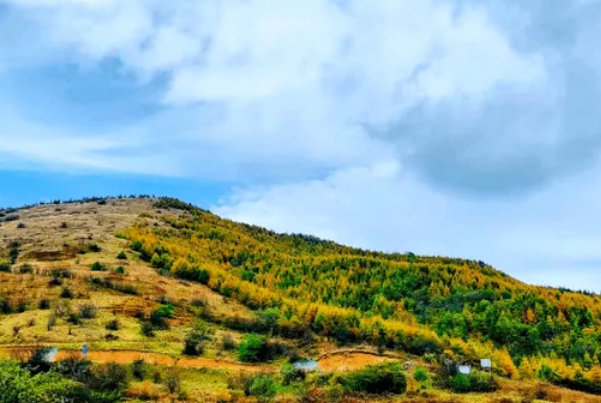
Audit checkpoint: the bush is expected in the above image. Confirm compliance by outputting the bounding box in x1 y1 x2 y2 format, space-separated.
248 375 277 403
449 370 496 393
87 363 129 392
90 262 107 272
16 222 26 229
141 322 155 337
116 251 127 260
183 320 215 356
16 301 29 312
0 359 80 403
281 363 306 385
67 312 82 325
238 334 267 363
131 359 148 381
149 304 174 330
414 366 429 383
106 319 120 331
341 362 407 395
174 266 210 285
114 266 126 275
60 287 74 299
131 241 143 252
79 304 97 319
222 333 237 350
25 348 54 374
0 262 11 272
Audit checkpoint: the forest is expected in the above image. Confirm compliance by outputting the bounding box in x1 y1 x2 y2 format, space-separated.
116 197 601 395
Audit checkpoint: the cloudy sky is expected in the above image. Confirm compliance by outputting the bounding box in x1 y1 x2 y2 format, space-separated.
2 0 601 291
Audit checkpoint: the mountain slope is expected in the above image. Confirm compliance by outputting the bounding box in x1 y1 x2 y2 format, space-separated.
2 196 601 401
122 198 601 382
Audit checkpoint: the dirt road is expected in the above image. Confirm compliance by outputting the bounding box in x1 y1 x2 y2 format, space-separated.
2 347 394 373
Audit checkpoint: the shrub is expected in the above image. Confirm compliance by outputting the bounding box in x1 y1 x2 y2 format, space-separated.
154 304 175 319
238 334 267 363
114 266 126 275
325 383 345 403
414 366 429 383
16 301 29 313
16 222 26 229
164 368 181 395
116 252 127 260
249 375 277 403
449 370 497 393
39 299 51 310
174 266 210 285
131 359 148 381
87 363 129 392
90 262 107 272
106 319 120 331
60 222 68 229
60 287 74 299
183 320 215 356
341 362 407 395
0 299 12 314
0 262 11 272
222 333 237 350
131 241 143 252
25 347 54 374
141 322 155 337
67 312 82 325
79 304 97 319
0 359 80 402
281 363 306 385
149 304 174 330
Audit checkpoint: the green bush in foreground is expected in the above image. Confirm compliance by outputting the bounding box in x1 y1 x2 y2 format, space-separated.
0 359 78 403
450 370 497 393
341 362 407 395
248 375 277 403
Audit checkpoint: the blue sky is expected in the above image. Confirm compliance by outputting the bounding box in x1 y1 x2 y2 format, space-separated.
2 0 601 291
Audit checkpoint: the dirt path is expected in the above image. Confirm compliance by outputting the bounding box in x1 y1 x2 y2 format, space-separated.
1 347 395 373
57 350 271 372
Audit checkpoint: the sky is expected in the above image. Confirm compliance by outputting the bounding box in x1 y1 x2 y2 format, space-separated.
1 0 601 291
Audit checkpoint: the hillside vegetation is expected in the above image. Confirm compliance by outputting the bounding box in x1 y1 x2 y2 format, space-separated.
0 196 601 402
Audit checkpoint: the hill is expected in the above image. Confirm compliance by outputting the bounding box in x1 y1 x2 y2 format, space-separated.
0 196 601 402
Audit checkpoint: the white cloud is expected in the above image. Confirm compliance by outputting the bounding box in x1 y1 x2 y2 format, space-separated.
3 0 601 288
0 0 548 179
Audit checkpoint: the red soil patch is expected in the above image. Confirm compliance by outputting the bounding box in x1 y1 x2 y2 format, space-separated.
318 352 395 372
56 350 271 372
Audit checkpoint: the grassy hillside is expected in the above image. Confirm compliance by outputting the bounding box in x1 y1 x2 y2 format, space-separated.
1 196 601 402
